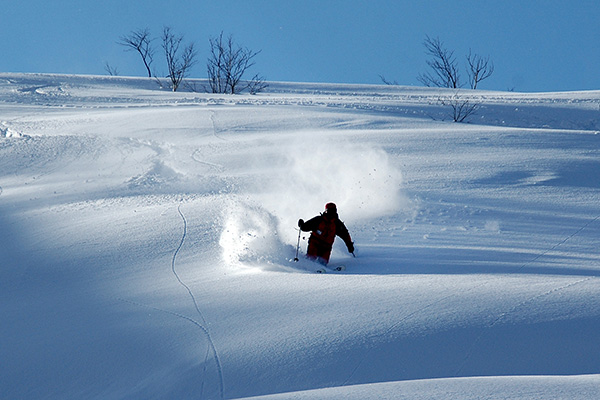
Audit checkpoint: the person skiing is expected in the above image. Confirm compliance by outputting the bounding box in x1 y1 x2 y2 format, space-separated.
298 202 354 265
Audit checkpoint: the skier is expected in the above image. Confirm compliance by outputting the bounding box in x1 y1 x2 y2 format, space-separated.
298 202 354 265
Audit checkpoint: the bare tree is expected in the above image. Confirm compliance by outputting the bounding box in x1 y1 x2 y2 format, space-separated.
161 26 197 92
466 50 494 89
247 73 268 95
439 93 479 122
104 62 119 76
207 32 227 94
378 74 399 85
416 36 494 122
207 32 264 94
418 35 461 89
118 28 154 78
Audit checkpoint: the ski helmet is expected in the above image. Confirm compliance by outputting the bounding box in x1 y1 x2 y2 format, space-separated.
325 202 337 211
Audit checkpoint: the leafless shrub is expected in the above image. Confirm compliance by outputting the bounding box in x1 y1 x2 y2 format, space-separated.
467 50 494 89
207 32 265 94
162 26 197 92
247 74 268 95
118 28 155 78
379 74 399 85
418 36 461 89
439 92 479 122
418 36 494 91
104 62 119 76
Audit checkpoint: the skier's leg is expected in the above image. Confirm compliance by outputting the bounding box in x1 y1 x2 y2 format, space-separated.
316 245 332 265
306 239 318 261
315 256 328 266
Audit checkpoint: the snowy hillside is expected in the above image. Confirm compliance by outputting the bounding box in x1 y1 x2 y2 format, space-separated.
1 73 599 399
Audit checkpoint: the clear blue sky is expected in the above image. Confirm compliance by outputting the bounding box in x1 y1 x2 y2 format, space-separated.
2 0 599 92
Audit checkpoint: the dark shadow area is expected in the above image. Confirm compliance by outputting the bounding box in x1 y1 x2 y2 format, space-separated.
316 242 600 278
474 161 600 189
544 160 600 189
342 316 600 386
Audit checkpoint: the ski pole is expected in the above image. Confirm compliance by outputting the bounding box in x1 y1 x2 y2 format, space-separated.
294 228 301 262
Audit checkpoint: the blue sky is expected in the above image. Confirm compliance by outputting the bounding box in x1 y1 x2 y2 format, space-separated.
2 0 599 92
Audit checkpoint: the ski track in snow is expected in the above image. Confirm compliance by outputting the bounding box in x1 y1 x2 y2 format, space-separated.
515 213 600 272
115 203 225 400
210 110 228 142
170 203 225 400
189 111 226 173
191 148 225 173
116 296 224 397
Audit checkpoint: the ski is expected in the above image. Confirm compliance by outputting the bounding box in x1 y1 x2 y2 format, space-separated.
315 265 346 273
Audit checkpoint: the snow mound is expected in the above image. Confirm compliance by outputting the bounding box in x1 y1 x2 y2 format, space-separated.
126 160 183 189
0 123 26 138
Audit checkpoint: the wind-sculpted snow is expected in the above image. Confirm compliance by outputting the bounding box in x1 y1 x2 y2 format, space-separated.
1 73 600 399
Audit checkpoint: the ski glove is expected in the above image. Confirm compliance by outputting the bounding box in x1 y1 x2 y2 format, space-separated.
298 219 305 229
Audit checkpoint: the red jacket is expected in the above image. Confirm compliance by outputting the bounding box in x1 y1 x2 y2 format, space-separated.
300 214 353 251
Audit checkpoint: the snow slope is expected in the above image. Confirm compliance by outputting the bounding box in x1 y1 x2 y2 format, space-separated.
1 73 600 399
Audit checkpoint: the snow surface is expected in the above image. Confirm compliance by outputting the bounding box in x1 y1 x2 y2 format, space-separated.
1 73 600 399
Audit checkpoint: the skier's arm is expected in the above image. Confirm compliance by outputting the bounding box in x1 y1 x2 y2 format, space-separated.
336 220 354 253
299 216 321 232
